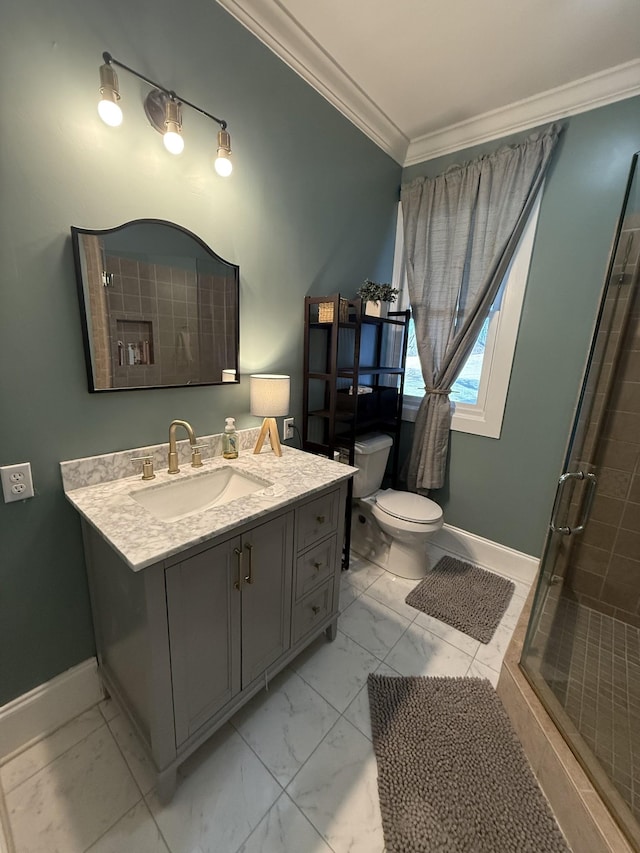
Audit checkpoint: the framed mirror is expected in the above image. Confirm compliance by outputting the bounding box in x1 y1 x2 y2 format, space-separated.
71 219 239 392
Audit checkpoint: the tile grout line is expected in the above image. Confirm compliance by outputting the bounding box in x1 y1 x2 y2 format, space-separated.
96 713 175 853
77 721 147 853
209 723 286 853
279 714 367 852
1 712 108 797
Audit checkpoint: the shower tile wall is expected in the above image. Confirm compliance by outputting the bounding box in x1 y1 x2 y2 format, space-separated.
197 271 237 380
568 222 640 628
102 257 235 388
83 235 112 387
540 597 640 823
105 256 195 387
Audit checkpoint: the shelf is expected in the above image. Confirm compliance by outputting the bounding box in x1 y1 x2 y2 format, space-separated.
337 366 404 377
303 294 411 570
307 369 403 380
309 315 408 330
309 409 353 421
309 408 399 425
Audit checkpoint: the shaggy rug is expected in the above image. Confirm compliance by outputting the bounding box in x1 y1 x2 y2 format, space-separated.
405 556 515 643
368 675 570 853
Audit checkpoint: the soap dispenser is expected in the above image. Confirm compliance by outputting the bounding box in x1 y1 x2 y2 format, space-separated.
222 417 238 459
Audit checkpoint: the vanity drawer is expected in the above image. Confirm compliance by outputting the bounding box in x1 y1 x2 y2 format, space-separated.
295 536 336 600
296 490 339 551
293 581 333 644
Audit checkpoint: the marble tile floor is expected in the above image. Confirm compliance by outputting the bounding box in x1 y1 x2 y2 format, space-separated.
0 553 531 853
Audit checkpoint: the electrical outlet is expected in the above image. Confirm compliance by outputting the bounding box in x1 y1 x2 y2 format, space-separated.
1 462 35 503
284 417 295 440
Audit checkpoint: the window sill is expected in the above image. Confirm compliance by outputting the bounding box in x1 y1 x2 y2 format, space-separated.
402 399 502 439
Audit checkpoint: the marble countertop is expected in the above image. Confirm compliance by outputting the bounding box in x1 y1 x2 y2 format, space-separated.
64 446 356 571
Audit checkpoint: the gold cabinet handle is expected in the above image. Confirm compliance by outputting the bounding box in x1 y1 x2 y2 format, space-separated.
244 543 254 584
312 605 321 614
316 515 325 524
234 548 243 591
313 561 323 571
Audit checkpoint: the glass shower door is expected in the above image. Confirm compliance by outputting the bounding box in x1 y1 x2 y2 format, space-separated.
521 152 640 849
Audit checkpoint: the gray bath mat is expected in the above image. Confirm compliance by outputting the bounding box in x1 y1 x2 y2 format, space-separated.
405 556 515 643
368 675 570 853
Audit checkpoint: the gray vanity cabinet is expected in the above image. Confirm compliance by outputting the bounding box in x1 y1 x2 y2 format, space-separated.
166 512 293 746
165 537 241 747
81 479 348 801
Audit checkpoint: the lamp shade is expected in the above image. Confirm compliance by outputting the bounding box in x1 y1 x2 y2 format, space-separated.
250 374 290 417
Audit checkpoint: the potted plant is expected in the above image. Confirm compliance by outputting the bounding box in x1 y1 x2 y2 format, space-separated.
356 279 399 318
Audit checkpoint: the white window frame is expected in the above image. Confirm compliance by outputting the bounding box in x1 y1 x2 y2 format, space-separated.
396 190 542 440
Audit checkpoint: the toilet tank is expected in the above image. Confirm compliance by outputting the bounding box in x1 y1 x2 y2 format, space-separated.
352 434 393 497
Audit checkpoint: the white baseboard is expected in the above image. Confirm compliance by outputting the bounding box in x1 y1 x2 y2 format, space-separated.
0 658 103 762
429 523 540 585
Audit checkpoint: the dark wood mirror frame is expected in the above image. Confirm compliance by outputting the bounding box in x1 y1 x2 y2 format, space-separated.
71 219 239 392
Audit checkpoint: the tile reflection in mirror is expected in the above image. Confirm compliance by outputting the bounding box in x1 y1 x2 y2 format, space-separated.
71 219 239 391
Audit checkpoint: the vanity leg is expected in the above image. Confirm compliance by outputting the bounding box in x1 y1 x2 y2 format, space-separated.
156 767 177 804
326 618 338 642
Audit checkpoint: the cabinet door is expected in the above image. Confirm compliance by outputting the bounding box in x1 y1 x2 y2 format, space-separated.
166 538 242 746
241 513 293 686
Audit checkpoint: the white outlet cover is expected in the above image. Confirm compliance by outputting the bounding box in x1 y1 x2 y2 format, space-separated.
1 462 34 502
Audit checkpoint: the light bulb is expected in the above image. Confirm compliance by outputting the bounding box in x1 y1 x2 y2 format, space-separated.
98 62 122 127
163 130 184 155
162 98 184 155
98 98 123 127
214 128 232 177
214 154 233 177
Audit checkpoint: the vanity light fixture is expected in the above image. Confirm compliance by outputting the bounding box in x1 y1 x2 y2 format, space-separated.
97 52 232 175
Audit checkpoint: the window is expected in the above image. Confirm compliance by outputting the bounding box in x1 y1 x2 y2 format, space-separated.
395 191 542 439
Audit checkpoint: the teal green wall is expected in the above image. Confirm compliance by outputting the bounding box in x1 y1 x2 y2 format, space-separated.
402 99 640 557
0 0 401 704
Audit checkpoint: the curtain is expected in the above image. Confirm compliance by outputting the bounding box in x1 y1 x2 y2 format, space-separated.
401 124 561 491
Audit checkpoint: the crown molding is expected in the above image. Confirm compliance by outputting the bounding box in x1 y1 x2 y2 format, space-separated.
404 59 640 165
216 0 639 168
215 0 409 163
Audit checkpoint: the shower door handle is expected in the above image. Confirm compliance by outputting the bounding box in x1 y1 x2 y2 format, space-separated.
549 471 597 535
572 472 597 534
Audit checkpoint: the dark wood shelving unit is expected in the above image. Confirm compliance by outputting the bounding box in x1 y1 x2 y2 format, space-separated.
302 293 410 568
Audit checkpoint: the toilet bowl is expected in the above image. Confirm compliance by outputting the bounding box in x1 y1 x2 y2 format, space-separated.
372 489 443 579
350 434 443 580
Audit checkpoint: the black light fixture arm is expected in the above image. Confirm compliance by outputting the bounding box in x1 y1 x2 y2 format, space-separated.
102 52 227 130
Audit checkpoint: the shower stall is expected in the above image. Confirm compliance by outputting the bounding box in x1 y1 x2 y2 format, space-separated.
521 152 640 849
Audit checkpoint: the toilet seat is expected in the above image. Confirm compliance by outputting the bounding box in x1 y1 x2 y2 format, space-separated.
375 489 443 524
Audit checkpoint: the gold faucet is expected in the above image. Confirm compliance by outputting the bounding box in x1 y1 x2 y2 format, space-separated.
168 420 197 474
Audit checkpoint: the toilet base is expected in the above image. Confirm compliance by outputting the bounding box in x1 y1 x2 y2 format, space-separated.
351 498 436 580
386 537 431 580
350 499 390 572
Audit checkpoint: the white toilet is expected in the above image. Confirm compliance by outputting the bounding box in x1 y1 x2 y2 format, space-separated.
350 434 443 580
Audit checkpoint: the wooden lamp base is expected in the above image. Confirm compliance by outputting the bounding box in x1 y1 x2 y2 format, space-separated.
253 417 282 456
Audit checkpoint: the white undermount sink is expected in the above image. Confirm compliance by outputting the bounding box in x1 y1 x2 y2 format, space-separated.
130 467 273 522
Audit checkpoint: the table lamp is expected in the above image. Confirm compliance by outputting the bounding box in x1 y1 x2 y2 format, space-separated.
250 374 290 456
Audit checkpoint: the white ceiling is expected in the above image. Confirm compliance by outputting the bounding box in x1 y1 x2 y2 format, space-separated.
216 0 640 165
